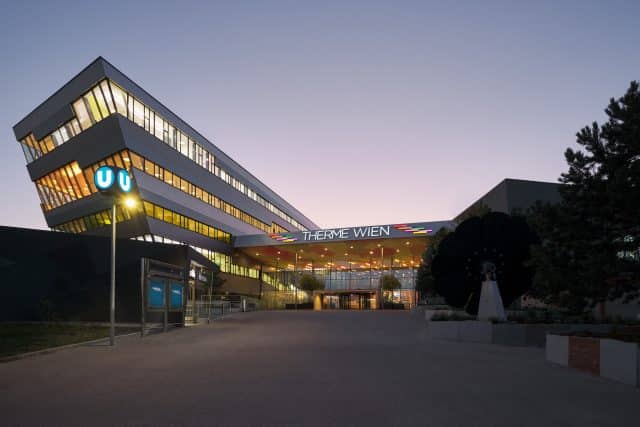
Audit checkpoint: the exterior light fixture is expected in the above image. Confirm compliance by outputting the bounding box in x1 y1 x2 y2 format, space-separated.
124 196 137 209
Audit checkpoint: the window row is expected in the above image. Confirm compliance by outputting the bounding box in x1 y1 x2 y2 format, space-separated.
33 149 283 242
35 162 91 211
53 207 133 234
142 201 231 244
101 78 307 231
72 80 218 176
134 234 288 289
19 118 82 163
127 151 288 234
87 149 284 234
19 78 307 231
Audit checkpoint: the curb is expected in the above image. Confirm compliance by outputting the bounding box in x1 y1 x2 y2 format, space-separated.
0 332 140 364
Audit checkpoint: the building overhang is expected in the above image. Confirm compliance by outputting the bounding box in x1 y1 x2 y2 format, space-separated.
233 221 453 271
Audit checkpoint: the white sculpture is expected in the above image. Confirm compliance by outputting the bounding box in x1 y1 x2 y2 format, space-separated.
477 262 506 321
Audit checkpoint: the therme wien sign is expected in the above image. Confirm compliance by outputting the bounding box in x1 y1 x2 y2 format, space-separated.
302 225 390 242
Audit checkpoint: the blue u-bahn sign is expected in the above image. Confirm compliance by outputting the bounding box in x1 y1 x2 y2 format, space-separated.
94 166 133 195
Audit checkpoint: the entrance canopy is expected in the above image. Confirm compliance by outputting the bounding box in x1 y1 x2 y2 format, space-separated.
234 221 453 271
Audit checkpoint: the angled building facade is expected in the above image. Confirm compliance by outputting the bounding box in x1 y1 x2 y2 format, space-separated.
13 57 318 297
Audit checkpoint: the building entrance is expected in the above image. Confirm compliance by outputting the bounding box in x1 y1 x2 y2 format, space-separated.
316 291 378 310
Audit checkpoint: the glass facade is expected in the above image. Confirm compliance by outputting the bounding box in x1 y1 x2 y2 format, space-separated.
142 200 231 244
18 120 82 163
34 149 288 235
35 162 91 211
52 197 231 244
53 207 133 233
133 234 290 291
127 151 289 234
18 79 307 231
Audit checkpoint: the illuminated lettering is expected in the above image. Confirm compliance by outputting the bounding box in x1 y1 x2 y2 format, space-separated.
300 225 393 242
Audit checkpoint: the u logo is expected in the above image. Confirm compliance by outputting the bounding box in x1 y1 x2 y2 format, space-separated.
117 169 132 193
95 166 115 190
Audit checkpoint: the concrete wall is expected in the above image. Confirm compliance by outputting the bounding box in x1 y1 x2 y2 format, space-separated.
546 334 639 387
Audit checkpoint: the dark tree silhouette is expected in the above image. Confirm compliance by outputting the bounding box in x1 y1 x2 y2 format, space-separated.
415 228 450 298
528 81 640 311
431 212 538 314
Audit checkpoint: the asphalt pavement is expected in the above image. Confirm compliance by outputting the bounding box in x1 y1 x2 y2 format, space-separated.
1 310 637 426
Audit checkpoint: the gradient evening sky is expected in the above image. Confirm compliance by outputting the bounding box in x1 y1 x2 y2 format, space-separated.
1 0 639 230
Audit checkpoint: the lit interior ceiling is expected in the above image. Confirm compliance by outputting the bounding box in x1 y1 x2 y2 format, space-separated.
234 236 429 271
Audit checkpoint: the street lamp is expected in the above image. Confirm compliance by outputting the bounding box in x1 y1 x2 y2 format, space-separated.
94 166 135 346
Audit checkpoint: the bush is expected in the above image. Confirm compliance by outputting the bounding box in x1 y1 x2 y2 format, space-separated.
285 302 313 310
430 311 474 321
380 274 401 291
298 274 324 292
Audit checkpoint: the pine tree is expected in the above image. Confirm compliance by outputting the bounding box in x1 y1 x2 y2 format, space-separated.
529 81 640 311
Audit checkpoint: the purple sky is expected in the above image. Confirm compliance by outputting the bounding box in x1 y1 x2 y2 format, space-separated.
1 1 639 230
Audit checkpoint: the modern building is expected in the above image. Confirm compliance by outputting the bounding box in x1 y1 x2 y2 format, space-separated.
455 178 562 222
11 57 561 311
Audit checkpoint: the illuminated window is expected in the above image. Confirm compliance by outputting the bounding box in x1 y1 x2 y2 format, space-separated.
110 82 128 115
73 99 92 130
18 78 307 231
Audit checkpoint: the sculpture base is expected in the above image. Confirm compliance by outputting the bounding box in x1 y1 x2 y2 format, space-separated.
477 280 506 321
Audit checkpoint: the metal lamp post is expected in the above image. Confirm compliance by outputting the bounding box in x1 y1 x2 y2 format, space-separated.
110 202 117 345
94 166 134 346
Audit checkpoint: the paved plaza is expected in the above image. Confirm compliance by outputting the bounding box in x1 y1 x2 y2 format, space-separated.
1 310 638 426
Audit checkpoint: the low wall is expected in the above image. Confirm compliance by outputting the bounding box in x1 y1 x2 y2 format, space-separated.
546 334 639 387
426 321 614 348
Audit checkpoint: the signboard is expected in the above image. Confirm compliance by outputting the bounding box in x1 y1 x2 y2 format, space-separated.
269 224 434 243
149 280 165 308
302 225 391 242
94 166 133 196
234 220 454 248
170 283 183 309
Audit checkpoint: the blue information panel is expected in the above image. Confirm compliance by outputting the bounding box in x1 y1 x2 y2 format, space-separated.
170 283 183 309
149 280 165 308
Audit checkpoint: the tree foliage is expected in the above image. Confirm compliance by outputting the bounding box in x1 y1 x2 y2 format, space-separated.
431 212 538 314
528 81 640 311
380 274 401 291
202 268 226 292
298 274 324 292
415 228 451 297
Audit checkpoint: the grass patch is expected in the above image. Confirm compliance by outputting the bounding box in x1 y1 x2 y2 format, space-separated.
0 323 135 358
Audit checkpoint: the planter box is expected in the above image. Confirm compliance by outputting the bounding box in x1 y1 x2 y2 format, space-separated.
424 309 455 321
546 334 568 365
427 321 617 348
426 321 515 345
493 324 527 346
546 333 639 387
600 338 639 386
